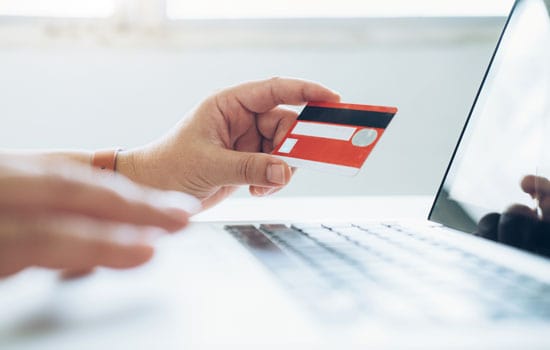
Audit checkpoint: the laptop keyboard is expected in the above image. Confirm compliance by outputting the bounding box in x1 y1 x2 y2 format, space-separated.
225 222 550 324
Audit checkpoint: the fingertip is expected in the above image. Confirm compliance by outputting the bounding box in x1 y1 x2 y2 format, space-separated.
164 208 190 232
250 186 263 197
135 244 155 264
265 187 282 196
110 242 155 269
250 186 281 197
310 81 341 102
327 89 342 102
521 174 536 187
521 174 541 197
267 162 292 186
151 191 201 232
154 191 203 215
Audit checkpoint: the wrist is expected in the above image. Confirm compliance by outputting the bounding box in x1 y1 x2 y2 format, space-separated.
115 150 140 182
117 145 179 191
92 149 121 172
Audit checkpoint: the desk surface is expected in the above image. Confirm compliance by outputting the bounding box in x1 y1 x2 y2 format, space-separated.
193 195 433 222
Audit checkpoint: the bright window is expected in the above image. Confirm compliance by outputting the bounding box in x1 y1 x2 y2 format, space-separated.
166 0 515 19
0 0 115 18
0 0 515 20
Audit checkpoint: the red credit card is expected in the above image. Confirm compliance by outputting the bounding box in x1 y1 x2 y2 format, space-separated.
272 102 398 176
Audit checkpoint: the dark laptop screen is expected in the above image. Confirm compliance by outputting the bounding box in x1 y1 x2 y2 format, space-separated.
430 0 550 258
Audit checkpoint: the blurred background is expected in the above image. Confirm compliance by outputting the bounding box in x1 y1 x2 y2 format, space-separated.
0 0 514 197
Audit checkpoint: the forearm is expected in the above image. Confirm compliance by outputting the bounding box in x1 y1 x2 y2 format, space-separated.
0 148 152 190
0 149 92 166
115 150 141 183
115 147 168 190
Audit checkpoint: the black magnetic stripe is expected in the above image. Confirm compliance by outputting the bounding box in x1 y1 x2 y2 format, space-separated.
298 106 394 128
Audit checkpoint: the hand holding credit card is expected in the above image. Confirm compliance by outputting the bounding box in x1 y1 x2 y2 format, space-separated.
272 102 397 176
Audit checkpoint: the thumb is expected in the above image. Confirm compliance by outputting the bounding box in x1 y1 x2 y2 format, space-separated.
212 150 292 187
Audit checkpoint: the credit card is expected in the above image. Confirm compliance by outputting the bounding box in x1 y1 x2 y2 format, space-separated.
272 101 397 176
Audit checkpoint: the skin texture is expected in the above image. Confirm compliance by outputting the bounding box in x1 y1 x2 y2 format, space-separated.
0 156 202 277
0 77 340 277
116 77 340 209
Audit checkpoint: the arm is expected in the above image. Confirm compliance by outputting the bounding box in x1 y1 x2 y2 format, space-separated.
0 77 338 277
3 78 340 210
0 149 92 166
0 153 198 277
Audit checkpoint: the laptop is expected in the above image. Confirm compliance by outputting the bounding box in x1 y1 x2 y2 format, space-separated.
214 0 550 347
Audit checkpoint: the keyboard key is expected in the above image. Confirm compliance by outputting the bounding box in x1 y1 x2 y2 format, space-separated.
224 223 550 324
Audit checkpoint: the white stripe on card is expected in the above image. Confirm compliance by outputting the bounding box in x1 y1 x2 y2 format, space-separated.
291 121 356 141
273 155 360 177
277 138 298 154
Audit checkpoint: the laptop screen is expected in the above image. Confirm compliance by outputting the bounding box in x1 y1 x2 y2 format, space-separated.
429 0 550 258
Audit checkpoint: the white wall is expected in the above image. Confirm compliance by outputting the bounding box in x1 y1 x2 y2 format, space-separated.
0 20 504 197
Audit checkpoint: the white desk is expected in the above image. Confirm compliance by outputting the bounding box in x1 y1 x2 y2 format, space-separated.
0 196 432 350
193 195 432 222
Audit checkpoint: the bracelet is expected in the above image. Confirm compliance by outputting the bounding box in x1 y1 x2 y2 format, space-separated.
92 149 121 172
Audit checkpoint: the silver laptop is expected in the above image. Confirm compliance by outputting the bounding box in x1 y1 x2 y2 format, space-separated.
216 0 550 346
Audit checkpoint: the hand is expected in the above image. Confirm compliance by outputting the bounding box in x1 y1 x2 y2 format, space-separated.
0 155 199 278
476 175 550 257
519 175 550 221
118 77 340 209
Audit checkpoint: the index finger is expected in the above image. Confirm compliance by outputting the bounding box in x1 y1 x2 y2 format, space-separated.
0 160 199 232
224 77 340 114
521 175 550 198
0 214 156 277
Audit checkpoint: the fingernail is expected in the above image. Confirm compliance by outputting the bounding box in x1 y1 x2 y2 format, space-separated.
252 187 275 197
154 191 202 215
265 187 279 196
251 187 263 197
267 164 286 185
166 208 189 225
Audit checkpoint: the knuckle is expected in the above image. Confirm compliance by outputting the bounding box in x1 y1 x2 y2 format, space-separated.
213 93 228 113
268 79 284 105
238 155 256 184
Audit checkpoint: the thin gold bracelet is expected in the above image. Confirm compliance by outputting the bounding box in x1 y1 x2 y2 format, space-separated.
91 149 121 172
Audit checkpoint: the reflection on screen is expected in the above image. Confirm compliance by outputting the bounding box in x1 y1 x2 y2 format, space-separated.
430 0 550 258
